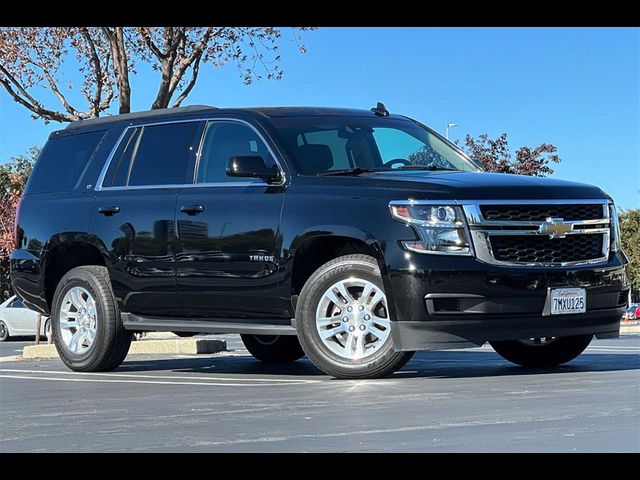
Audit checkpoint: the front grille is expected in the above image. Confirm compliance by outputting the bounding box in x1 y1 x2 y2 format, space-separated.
490 234 604 264
481 204 604 222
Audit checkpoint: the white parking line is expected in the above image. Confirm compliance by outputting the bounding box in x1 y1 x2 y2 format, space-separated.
0 368 320 383
0 373 318 387
588 346 640 350
0 368 322 387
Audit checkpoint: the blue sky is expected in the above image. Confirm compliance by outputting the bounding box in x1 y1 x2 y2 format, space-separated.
1 27 638 209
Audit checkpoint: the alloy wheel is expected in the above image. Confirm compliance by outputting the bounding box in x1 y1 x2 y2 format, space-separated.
315 277 391 360
58 287 98 355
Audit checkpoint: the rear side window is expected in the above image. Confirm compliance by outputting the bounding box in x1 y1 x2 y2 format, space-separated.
103 122 197 187
27 130 105 194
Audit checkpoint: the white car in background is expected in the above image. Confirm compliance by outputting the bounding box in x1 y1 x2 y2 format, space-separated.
0 295 50 342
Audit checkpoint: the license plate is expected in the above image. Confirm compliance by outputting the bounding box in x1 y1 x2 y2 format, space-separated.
550 288 586 315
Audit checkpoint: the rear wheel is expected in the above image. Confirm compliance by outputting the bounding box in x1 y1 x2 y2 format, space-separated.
0 320 9 342
44 318 51 341
296 254 413 379
52 266 132 372
490 335 593 368
240 334 305 363
173 331 197 338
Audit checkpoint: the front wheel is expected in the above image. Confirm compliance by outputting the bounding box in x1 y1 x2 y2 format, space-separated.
490 335 593 368
296 254 413 379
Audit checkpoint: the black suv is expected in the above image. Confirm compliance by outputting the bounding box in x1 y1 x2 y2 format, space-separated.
11 104 630 379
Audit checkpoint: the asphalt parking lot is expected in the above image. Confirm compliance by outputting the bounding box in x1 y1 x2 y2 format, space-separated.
1 335 638 452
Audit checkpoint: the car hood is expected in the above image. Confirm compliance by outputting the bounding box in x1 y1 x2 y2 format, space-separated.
351 170 610 201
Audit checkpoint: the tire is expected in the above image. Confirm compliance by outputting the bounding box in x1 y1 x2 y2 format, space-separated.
490 334 593 368
240 334 305 363
43 318 51 340
173 331 197 338
0 320 9 342
51 266 132 372
295 254 413 379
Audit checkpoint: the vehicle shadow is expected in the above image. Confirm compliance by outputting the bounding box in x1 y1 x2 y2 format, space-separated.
119 349 640 379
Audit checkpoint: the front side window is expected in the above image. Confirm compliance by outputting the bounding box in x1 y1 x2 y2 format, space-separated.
270 116 480 175
102 122 197 187
195 121 276 184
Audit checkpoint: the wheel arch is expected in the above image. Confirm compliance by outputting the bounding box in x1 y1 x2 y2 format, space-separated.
287 227 396 320
42 236 109 312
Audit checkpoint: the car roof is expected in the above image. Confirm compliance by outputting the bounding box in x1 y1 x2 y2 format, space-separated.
62 105 408 133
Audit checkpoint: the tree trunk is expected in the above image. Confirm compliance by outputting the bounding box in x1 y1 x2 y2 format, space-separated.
151 61 173 110
114 28 131 114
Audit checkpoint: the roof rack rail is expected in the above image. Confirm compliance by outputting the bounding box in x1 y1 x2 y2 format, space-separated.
64 105 215 130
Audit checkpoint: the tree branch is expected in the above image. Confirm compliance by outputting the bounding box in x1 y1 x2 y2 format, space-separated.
137 27 166 60
0 66 76 122
171 55 201 107
166 27 218 101
79 27 104 116
102 27 131 113
36 62 88 119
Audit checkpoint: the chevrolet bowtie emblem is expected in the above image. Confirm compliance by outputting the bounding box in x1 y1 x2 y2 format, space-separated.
538 217 572 239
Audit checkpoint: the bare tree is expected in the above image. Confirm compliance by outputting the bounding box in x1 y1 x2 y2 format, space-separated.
0 27 312 122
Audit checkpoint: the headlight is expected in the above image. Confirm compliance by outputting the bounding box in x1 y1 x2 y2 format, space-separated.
390 202 473 255
610 203 622 252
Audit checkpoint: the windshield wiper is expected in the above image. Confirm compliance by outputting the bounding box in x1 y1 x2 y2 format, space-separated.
319 167 379 176
396 165 458 171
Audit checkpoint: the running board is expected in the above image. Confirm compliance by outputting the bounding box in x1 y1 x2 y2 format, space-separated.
121 313 297 336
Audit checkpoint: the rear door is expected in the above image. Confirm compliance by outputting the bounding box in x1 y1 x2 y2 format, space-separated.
91 121 201 316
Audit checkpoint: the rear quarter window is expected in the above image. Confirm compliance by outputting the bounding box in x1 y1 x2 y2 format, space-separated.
27 130 105 194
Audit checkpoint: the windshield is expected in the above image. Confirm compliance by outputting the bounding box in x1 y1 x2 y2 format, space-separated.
269 116 480 175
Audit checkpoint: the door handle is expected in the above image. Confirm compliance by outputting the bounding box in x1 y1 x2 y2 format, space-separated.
98 206 120 216
180 205 205 216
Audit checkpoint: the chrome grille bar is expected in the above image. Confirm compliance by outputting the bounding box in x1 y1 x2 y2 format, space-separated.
461 199 610 267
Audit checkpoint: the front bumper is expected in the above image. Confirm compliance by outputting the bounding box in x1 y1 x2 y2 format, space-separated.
383 247 629 351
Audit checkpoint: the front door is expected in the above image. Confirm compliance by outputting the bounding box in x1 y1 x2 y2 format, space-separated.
175 120 287 319
91 121 200 316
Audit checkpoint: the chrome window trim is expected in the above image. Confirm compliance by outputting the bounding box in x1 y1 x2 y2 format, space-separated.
94 117 286 191
389 199 612 266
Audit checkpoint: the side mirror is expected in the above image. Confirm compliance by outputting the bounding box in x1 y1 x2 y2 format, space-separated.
226 156 280 183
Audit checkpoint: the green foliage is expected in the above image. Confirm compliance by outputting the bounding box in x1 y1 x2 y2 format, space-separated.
619 208 640 297
0 146 38 300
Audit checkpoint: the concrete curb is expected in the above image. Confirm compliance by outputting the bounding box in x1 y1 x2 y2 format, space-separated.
620 324 640 334
22 338 226 359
